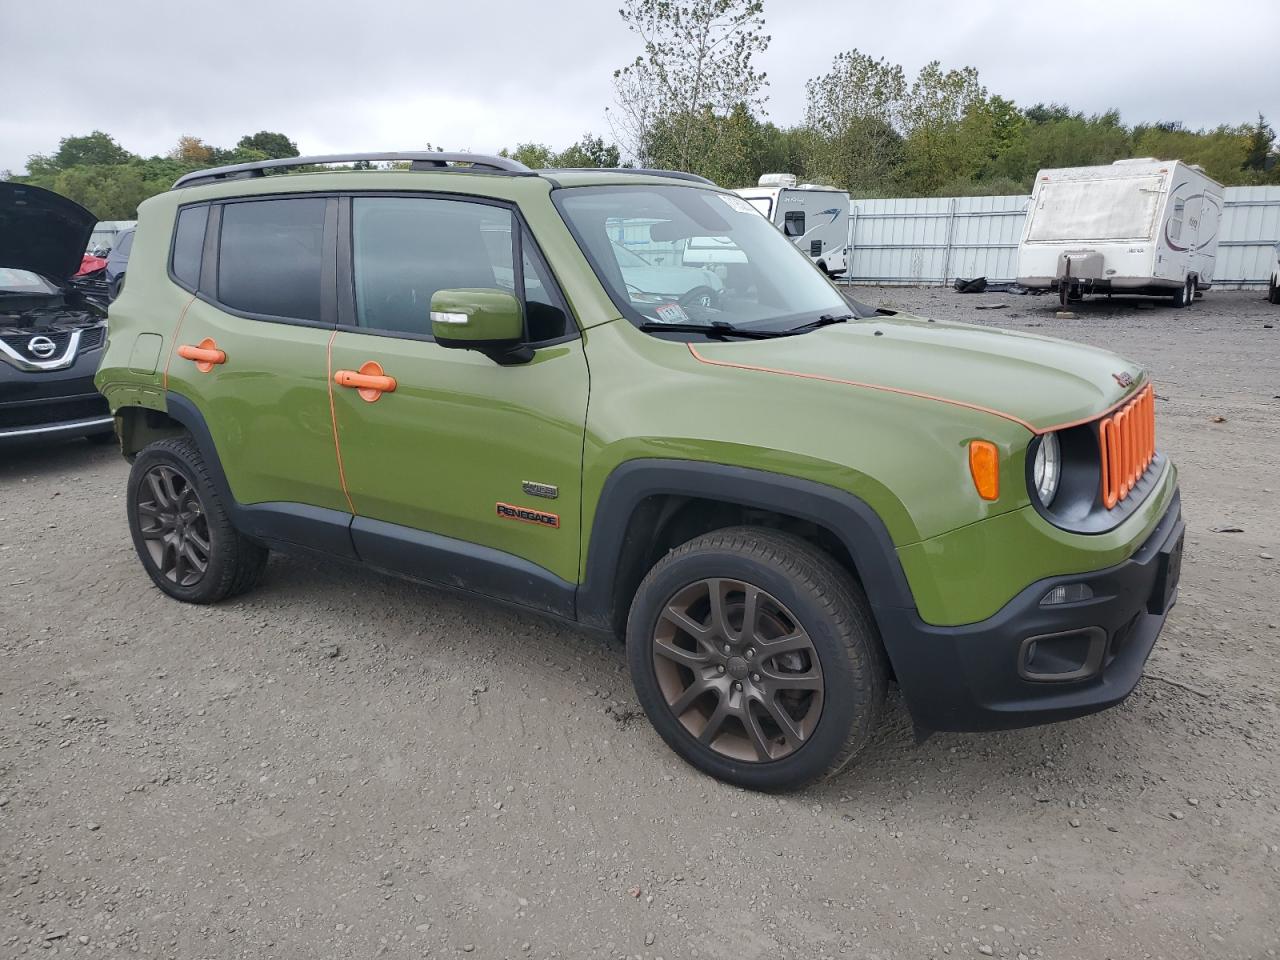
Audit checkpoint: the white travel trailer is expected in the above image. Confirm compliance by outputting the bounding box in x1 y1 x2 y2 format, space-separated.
1016 159 1224 307
736 174 851 276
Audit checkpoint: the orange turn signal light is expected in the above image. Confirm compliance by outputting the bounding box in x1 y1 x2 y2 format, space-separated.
968 440 1000 501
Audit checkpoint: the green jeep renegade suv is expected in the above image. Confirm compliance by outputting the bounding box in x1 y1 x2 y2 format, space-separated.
95 153 1184 790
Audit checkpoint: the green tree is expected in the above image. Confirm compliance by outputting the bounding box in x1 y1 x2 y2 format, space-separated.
611 0 770 177
803 50 907 194
236 131 299 159
499 142 557 168
898 62 989 194
26 131 135 176
554 133 622 168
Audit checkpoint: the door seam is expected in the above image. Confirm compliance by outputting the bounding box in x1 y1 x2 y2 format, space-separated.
326 329 357 515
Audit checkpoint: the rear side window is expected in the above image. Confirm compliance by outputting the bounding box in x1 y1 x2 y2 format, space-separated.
170 205 208 290
218 198 325 321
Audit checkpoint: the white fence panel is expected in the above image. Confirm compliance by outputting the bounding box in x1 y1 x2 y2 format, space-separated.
846 186 1280 288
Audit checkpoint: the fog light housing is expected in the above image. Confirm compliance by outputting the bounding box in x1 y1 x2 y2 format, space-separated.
1040 582 1094 606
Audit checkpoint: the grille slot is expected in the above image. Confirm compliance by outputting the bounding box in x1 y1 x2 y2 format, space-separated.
1098 384 1156 508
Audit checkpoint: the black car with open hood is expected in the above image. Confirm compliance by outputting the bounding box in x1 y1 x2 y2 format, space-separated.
0 182 114 444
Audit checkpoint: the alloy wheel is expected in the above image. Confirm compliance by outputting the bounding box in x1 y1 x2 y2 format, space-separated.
650 578 824 762
134 464 211 587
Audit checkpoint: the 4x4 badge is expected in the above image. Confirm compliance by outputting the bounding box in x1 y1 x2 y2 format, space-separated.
521 480 559 500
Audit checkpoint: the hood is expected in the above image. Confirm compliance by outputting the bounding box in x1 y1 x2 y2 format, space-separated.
689 312 1144 433
0 182 97 283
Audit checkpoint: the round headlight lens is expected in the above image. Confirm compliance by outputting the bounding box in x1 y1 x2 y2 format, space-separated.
1033 432 1061 506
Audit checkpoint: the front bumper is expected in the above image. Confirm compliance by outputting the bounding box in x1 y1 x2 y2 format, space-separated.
0 344 112 443
877 489 1184 732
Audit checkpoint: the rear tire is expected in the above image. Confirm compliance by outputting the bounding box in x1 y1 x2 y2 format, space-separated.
1173 277 1193 308
626 527 888 791
1269 277 1280 305
126 437 268 604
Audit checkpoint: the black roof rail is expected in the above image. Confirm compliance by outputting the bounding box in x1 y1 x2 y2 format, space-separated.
172 152 533 189
547 167 716 185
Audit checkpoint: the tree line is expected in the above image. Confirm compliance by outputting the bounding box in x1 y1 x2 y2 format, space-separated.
6 0 1277 220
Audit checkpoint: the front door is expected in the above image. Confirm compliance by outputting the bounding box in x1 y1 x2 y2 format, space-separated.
327 194 589 614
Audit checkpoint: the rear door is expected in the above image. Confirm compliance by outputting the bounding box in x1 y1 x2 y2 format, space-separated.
326 193 589 613
164 195 352 550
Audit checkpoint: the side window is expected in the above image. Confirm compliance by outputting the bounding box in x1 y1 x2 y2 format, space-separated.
170 205 208 291
351 197 569 341
1168 198 1184 243
217 198 325 321
784 210 805 237
117 231 135 257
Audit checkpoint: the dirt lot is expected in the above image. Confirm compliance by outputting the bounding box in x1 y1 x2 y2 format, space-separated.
2 288 1277 959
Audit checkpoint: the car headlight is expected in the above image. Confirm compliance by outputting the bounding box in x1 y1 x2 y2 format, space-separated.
1033 432 1061 506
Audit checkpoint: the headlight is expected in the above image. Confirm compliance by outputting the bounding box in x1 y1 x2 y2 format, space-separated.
1033 433 1061 506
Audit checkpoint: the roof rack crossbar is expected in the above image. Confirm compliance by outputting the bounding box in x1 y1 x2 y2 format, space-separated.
549 167 715 185
173 152 533 189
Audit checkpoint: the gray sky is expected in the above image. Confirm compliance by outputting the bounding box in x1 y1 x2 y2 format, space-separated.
4 0 1277 174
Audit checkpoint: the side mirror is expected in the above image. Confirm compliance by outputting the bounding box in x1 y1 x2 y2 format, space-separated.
430 288 531 365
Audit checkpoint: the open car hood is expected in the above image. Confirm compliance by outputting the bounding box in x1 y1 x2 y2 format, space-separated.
0 182 97 284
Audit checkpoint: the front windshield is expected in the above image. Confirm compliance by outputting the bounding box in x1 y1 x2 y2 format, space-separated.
556 185 848 330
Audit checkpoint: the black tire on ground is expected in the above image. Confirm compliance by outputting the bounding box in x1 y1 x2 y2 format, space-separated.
626 526 888 791
126 436 268 604
1173 277 1193 308
1269 278 1280 305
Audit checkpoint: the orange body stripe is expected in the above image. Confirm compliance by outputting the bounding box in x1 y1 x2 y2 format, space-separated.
686 343 1039 433
161 293 197 390
325 330 357 515
685 344 1150 437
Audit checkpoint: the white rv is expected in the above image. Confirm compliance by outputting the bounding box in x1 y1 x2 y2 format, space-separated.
1016 159 1224 307
736 175 851 276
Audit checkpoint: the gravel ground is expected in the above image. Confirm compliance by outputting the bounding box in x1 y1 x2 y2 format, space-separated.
2 288 1278 959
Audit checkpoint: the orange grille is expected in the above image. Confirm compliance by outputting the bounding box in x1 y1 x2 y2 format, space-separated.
1098 384 1156 509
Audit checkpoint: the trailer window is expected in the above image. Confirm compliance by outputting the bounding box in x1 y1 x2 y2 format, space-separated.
784 211 805 237
745 197 772 218
1027 176 1163 242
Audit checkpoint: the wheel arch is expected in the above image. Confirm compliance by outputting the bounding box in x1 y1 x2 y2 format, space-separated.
114 404 189 459
576 460 916 638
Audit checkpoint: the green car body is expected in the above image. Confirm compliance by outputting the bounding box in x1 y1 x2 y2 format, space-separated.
96 158 1184 753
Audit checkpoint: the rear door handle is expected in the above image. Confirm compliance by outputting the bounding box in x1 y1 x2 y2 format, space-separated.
176 337 226 373
334 361 397 402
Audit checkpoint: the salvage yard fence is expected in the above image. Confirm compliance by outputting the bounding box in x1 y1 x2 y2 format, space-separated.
841 186 1280 288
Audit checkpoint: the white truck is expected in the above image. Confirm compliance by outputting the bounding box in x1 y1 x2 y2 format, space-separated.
1016 159 1224 307
735 174 851 276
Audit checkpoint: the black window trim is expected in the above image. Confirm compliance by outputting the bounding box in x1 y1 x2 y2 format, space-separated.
197 192 337 331
783 209 806 238
167 201 211 294
334 190 580 348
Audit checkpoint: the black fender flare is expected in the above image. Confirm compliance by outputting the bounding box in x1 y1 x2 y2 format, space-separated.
575 459 918 634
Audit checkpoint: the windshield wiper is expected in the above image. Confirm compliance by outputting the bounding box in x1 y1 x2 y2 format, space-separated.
790 312 854 332
638 321 790 340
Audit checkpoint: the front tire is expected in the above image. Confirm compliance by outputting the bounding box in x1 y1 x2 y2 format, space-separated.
126 436 268 603
626 527 887 791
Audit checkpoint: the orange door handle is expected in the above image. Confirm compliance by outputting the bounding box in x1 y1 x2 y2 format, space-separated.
177 338 226 373
334 361 397 402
